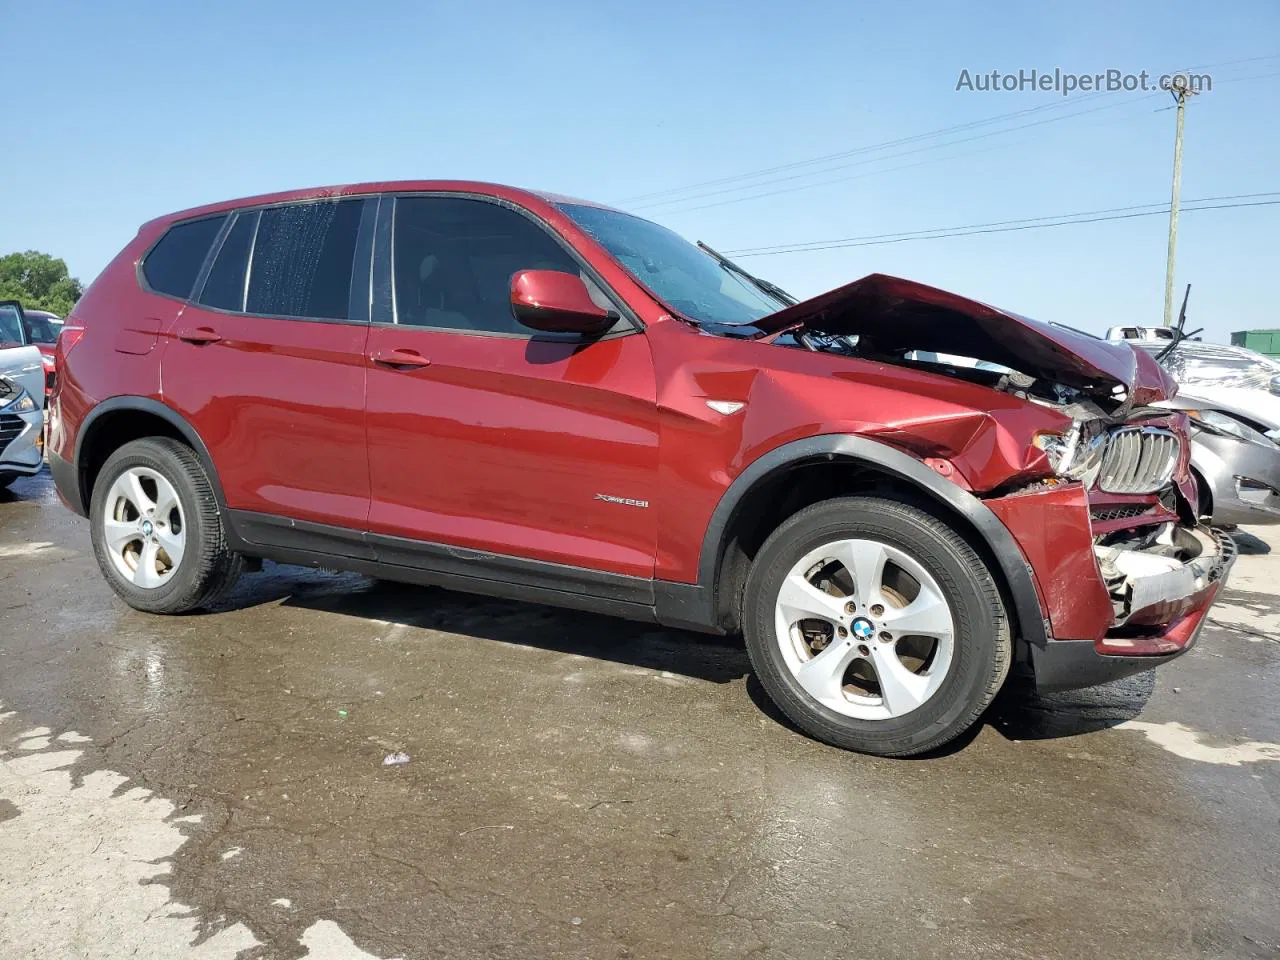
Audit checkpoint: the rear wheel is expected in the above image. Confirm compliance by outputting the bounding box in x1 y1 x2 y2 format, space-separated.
90 438 244 613
743 496 1010 757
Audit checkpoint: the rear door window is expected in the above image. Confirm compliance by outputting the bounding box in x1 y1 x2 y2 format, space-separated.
142 216 227 299
198 211 258 312
246 200 368 321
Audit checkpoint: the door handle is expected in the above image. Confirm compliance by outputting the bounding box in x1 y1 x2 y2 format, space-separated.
177 326 222 345
372 348 431 369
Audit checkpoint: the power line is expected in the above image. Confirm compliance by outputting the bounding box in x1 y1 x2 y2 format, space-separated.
648 66 1280 216
1184 52 1280 71
725 195 1280 258
634 93 1157 212
649 110 1162 217
1216 69 1280 85
618 93 1117 205
619 55 1280 212
727 193 1278 254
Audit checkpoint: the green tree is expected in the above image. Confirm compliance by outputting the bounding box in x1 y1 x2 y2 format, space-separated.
0 251 84 317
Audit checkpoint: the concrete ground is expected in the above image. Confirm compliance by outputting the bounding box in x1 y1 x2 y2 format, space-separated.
1 471 1278 960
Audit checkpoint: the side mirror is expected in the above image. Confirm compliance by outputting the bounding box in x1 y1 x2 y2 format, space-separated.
510 270 615 336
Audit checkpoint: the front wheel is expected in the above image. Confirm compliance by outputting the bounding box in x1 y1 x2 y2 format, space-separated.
90 437 244 613
743 496 1011 757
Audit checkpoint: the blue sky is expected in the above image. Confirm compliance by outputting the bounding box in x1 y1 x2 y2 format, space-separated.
2 0 1277 341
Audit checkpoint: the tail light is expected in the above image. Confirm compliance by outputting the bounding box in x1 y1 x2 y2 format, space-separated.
55 323 85 366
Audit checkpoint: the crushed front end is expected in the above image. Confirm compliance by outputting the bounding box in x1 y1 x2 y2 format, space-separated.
746 271 1236 690
985 411 1236 691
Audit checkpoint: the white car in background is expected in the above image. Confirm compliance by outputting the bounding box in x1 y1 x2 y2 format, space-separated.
1106 324 1176 343
0 301 47 489
1130 339 1280 435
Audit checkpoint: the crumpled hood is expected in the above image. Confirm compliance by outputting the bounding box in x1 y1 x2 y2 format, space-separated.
754 273 1176 406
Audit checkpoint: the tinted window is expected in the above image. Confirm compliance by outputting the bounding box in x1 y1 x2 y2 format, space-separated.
199 211 257 311
143 216 226 299
247 200 366 320
393 197 582 333
0 304 25 346
23 313 62 343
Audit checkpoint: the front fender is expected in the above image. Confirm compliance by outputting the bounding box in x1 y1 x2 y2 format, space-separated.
687 434 1049 648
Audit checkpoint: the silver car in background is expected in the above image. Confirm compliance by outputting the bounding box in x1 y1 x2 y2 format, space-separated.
0 301 47 489
1136 340 1280 526
1136 339 1280 433
1158 393 1280 525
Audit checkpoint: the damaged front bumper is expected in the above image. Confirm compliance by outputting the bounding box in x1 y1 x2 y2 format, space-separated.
986 483 1236 692
1093 524 1234 639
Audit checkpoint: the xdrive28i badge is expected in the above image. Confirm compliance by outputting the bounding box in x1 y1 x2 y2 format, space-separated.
594 493 649 509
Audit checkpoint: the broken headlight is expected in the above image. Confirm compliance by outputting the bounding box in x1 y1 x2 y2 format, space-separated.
1033 425 1107 485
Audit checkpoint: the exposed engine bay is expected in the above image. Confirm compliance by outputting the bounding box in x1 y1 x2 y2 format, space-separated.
774 328 1105 412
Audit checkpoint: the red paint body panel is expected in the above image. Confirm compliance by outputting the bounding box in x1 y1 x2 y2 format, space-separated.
51 179 1230 689
46 228 171 468
364 326 660 576
647 319 1073 581
986 484 1115 642
157 304 371 528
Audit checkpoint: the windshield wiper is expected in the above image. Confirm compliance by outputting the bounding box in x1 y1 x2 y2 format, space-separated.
1155 283 1203 363
696 242 797 308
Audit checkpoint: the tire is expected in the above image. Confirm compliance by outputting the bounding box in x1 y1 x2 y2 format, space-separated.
90 437 244 613
0 473 15 489
742 496 1010 757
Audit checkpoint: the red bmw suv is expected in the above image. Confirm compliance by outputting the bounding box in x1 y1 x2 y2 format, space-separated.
48 181 1233 756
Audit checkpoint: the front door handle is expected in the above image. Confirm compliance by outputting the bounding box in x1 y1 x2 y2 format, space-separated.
372 348 431 369
177 326 222 345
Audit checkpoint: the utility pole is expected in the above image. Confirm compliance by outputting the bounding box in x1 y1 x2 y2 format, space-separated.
1163 75 1197 326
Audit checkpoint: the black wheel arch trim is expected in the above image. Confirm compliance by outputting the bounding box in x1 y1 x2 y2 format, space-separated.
694 434 1050 648
69 396 229 520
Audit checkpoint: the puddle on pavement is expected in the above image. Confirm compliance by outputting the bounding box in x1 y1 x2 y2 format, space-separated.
1116 720 1280 766
0 700 393 960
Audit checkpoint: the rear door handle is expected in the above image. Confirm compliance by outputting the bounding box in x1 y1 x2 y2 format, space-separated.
372 348 431 369
177 326 222 345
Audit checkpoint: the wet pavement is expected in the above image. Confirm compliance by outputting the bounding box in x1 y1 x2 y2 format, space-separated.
1 470 1278 959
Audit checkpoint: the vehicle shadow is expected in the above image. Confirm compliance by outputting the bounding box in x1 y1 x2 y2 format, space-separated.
1231 531 1271 555
219 564 753 685
744 669 1154 758
0 471 47 504
218 563 1153 753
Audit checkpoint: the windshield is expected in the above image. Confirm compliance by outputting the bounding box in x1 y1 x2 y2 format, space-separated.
558 203 780 325
23 313 62 344
1149 342 1280 390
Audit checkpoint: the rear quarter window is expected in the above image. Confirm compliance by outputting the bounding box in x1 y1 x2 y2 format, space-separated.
199 211 258 312
142 216 227 299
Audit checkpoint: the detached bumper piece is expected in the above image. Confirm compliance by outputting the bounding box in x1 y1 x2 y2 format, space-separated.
1032 524 1235 692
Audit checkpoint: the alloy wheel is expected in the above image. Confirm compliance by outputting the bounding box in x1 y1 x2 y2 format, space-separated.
772 538 956 720
101 467 186 589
